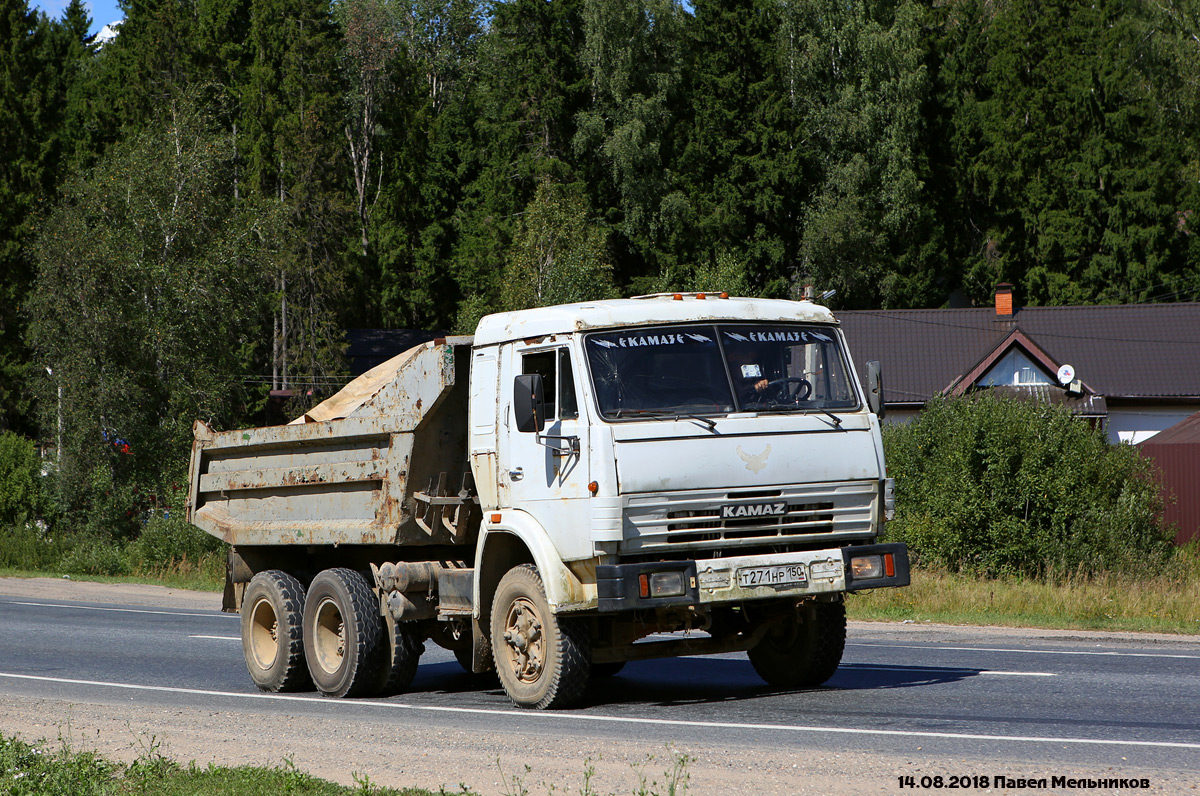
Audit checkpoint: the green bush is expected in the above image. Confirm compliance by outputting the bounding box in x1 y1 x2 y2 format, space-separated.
78 465 145 541
0 524 70 571
0 432 44 529
58 536 129 576
127 515 224 570
883 393 1172 578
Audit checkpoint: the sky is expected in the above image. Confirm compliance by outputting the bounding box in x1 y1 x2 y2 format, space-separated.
34 0 123 37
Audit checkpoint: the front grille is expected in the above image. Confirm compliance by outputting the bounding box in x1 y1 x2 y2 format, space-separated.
665 501 835 542
623 482 875 553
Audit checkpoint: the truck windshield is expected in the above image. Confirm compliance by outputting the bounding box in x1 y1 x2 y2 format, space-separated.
584 324 859 419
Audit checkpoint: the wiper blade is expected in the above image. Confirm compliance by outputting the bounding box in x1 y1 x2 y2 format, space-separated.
750 405 844 426
612 408 670 418
673 413 717 429
611 408 718 429
817 408 843 426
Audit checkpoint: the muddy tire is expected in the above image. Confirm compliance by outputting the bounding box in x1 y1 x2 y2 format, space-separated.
241 570 312 692
748 600 846 689
371 617 424 696
303 568 384 698
491 564 590 709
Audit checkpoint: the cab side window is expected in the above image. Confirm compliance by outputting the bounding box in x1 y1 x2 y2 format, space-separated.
521 348 579 421
521 351 558 419
559 348 578 420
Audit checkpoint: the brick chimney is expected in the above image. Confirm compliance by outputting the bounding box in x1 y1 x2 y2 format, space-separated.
995 283 1014 316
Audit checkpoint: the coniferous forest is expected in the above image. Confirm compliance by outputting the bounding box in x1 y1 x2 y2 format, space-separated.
1 0 1199 537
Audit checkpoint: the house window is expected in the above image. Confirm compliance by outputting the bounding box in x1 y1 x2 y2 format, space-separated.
978 349 1055 387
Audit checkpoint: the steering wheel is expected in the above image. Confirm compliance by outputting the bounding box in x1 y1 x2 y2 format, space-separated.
764 377 812 404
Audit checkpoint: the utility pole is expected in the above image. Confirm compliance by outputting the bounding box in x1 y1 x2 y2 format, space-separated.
45 366 61 465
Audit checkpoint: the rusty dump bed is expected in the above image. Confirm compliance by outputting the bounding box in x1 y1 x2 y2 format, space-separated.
187 338 477 548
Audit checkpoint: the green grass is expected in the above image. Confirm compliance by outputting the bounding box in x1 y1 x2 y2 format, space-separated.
0 517 227 589
0 566 224 593
0 734 457 796
848 564 1200 634
0 735 696 796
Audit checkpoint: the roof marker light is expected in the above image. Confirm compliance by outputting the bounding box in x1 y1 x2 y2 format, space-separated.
673 293 683 301
720 292 729 299
696 292 706 300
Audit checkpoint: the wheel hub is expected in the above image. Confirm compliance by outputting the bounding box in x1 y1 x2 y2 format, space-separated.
313 596 348 674
248 596 280 669
502 598 544 682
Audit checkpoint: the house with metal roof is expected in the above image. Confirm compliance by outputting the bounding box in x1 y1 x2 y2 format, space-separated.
837 285 1200 444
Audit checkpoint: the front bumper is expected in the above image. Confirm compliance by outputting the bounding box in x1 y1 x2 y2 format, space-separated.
596 542 909 613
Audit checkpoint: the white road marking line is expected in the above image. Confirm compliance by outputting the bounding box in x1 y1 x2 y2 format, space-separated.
848 642 1200 660
188 635 240 641
846 665 1056 677
2 600 231 620
1 671 1196 751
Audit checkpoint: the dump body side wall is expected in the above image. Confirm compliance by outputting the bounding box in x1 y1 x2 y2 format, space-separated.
187 342 477 548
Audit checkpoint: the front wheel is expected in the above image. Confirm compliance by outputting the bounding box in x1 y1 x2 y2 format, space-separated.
491 564 590 709
748 600 846 688
303 568 384 698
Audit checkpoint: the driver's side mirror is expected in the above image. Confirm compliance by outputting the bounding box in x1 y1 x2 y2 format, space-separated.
866 361 885 418
514 373 546 433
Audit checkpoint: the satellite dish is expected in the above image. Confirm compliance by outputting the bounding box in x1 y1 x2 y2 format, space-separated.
1056 364 1075 386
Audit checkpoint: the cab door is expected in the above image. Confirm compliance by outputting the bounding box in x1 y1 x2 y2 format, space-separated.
498 342 592 560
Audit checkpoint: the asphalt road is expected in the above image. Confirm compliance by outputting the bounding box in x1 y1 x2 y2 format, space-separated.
1 583 1198 793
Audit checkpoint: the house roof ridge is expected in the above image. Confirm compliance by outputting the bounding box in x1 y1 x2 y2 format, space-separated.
843 300 1200 314
836 301 1200 407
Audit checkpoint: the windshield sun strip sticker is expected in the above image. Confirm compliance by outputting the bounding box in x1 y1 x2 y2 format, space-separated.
611 427 865 444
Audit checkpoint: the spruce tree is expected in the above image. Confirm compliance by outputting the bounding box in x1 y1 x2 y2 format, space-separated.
945 0 1186 305
0 0 44 433
783 0 938 308
675 0 798 296
450 0 589 330
573 0 687 291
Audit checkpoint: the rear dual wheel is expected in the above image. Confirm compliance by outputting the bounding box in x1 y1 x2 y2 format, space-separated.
243 567 424 698
302 568 385 698
372 615 424 696
241 570 311 692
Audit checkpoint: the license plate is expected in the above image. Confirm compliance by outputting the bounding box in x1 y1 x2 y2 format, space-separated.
737 564 808 588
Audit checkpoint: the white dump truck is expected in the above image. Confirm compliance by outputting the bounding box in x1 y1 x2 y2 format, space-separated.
187 294 909 708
